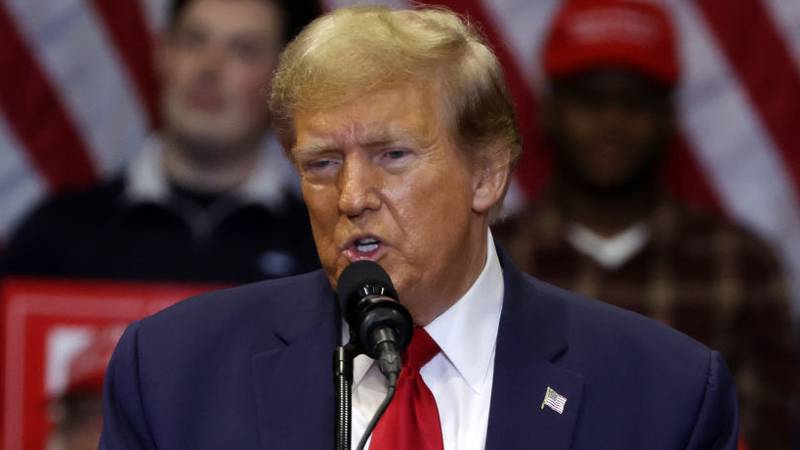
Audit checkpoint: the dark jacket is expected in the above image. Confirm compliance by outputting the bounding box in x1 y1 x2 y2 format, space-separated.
100 250 738 449
1 177 320 283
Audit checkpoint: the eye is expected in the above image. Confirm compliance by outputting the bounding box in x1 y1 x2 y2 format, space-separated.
230 39 265 62
384 149 409 160
379 148 415 164
308 159 335 170
302 156 341 178
377 148 416 172
174 28 205 49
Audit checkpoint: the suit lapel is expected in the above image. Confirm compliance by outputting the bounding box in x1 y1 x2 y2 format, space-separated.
251 273 340 450
247 256 584 449
485 252 584 450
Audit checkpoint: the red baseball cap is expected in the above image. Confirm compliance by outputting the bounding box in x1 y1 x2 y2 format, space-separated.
543 0 678 86
63 327 122 395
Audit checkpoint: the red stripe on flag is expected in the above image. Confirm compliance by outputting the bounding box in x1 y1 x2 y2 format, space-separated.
0 5 96 192
88 0 160 128
417 0 553 198
697 0 800 194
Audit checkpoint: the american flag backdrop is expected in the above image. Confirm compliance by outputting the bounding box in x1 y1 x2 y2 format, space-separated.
1 0 800 321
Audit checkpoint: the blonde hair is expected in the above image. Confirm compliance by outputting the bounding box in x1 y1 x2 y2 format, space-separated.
270 5 521 171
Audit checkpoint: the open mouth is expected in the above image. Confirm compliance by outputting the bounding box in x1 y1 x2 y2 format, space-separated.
354 237 380 253
344 236 384 261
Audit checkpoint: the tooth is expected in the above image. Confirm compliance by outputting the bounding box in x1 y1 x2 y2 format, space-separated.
356 243 379 252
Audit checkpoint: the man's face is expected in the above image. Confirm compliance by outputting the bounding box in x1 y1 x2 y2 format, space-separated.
546 69 673 196
52 394 103 450
292 86 496 323
158 0 283 157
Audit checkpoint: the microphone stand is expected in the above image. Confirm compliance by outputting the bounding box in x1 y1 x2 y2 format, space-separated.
334 343 356 450
333 341 401 450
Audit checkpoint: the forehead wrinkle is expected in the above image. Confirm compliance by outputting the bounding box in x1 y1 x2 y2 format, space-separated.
292 143 334 160
301 120 422 151
293 85 441 157
335 120 406 147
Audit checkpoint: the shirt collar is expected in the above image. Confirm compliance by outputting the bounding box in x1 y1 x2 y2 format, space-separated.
349 230 505 394
424 230 504 394
565 222 651 269
123 132 299 211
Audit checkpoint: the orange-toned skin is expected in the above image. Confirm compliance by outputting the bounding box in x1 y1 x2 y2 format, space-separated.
292 86 508 325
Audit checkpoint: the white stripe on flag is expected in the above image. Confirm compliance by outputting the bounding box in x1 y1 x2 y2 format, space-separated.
761 0 800 75
6 0 150 176
140 0 169 36
671 1 800 318
481 0 561 91
541 386 566 414
0 112 47 241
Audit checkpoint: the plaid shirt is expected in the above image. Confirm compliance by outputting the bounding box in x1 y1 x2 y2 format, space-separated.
494 197 798 450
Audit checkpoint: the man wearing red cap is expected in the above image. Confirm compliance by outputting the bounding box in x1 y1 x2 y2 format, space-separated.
47 328 120 450
495 1 798 449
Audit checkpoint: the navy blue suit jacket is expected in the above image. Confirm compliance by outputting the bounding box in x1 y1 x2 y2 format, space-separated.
100 252 738 449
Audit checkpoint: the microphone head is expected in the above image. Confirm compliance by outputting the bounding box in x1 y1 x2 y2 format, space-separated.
336 260 398 314
336 261 411 358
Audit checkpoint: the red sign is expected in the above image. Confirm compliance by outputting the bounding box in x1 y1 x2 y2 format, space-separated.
1 277 220 450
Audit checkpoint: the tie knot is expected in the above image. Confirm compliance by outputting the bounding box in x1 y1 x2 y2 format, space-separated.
402 327 440 371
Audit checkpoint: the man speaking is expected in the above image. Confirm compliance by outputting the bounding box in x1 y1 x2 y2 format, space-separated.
101 6 738 450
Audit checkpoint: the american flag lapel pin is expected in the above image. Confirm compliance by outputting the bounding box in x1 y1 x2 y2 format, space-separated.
541 386 567 414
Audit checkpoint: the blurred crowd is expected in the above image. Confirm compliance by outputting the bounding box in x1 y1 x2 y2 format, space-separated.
0 0 797 449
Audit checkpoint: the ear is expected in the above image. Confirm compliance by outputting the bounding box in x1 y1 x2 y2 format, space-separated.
472 146 511 214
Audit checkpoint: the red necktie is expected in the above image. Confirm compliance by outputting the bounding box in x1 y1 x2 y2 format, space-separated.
369 327 444 450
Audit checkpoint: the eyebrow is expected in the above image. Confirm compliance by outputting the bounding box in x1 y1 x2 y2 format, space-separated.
292 143 338 159
293 129 418 157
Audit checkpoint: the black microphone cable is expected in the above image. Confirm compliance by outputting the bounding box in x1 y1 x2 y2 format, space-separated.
355 371 398 450
336 260 413 450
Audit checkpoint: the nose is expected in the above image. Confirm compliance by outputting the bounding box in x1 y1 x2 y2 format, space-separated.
337 156 381 218
596 102 631 127
195 44 225 81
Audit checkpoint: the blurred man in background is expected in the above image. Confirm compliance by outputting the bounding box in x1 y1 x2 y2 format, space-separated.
494 1 798 449
0 0 320 283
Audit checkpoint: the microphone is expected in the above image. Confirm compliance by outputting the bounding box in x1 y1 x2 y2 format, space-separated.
336 260 413 381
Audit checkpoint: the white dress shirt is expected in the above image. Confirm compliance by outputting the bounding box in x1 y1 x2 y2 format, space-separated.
348 231 505 450
124 131 299 211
